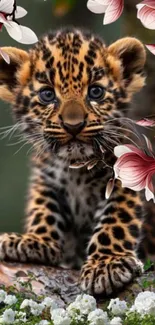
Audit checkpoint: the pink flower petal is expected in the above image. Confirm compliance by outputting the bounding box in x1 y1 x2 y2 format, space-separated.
104 0 124 25
16 25 38 44
0 48 10 64
138 0 155 10
121 179 147 191
114 162 149 191
145 44 155 54
137 5 155 30
137 4 145 18
0 13 11 27
118 167 150 184
114 142 155 197
87 0 108 14
143 134 154 156
115 162 148 182
15 6 27 19
96 0 112 5
105 178 115 199
136 118 155 126
69 161 88 169
145 186 155 201
5 21 38 44
114 145 132 158
0 0 14 14
145 171 155 201
0 2 37 46
115 144 154 162
96 0 110 4
87 159 98 170
4 20 22 41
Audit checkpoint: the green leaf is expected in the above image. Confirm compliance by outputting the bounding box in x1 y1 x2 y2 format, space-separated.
144 259 154 272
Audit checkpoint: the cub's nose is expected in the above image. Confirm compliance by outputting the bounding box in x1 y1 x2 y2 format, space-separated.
62 121 86 136
60 100 87 136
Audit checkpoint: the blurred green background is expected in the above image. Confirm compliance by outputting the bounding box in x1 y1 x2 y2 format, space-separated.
0 0 155 232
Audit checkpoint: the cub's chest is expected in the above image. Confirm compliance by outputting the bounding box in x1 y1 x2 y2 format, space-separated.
49 161 108 224
45 158 110 223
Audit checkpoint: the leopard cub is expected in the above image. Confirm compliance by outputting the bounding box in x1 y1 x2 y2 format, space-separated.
0 28 147 296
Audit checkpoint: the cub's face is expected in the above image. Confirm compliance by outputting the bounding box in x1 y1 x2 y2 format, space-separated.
0 29 146 162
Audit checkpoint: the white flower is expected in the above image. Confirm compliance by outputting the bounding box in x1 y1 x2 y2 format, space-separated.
30 300 45 316
108 298 128 316
35 321 49 325
20 299 30 309
67 294 96 316
42 297 58 309
67 302 79 317
0 289 7 303
3 309 15 324
130 291 155 316
88 308 110 325
110 317 123 325
51 308 71 325
0 0 38 44
72 314 85 322
20 298 44 316
4 295 17 305
15 311 27 323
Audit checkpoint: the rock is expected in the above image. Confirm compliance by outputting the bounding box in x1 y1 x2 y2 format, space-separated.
0 262 81 307
0 262 155 307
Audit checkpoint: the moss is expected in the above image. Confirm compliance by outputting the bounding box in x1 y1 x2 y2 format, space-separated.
125 312 155 325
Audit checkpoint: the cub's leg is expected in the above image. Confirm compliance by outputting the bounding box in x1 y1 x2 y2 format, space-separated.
80 184 144 296
0 169 68 265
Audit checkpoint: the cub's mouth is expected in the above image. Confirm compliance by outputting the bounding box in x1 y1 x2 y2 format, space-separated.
46 136 104 167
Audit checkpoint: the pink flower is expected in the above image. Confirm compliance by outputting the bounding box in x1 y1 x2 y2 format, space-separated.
0 48 10 63
0 0 38 45
113 144 155 202
137 0 155 30
145 44 155 55
135 118 155 126
87 0 124 24
105 178 115 199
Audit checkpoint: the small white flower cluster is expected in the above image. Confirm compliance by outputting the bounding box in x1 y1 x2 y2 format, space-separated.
66 294 109 324
88 308 109 325
0 309 15 324
0 309 27 324
67 293 97 316
21 299 45 316
108 297 128 316
1 289 155 324
0 290 25 324
110 317 122 325
107 291 155 323
51 308 71 325
129 291 155 316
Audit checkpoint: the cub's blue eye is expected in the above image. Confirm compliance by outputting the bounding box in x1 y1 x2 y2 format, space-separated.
88 85 105 101
39 88 56 104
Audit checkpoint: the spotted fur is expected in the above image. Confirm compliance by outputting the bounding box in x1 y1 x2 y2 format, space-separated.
0 28 148 296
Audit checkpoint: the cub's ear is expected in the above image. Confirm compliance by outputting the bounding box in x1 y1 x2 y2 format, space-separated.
108 37 146 94
0 47 30 102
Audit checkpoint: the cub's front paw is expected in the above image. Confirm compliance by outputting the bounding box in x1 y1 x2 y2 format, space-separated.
0 233 62 265
80 255 143 296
